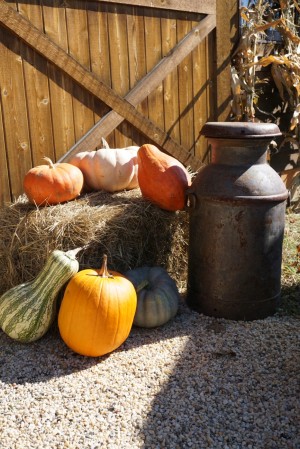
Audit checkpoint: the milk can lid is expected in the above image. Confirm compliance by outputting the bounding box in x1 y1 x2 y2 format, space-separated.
201 122 281 139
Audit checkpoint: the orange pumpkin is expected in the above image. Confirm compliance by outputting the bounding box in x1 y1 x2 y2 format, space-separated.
58 255 137 357
23 157 84 206
137 144 191 211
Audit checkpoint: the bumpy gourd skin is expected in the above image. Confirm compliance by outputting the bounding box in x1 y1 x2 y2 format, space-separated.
125 266 180 328
0 249 80 343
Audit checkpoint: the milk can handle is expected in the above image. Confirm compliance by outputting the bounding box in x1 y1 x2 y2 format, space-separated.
185 191 197 210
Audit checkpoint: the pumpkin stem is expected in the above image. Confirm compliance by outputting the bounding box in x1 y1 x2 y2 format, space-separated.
136 279 149 292
99 254 114 278
43 157 55 169
101 137 110 149
65 247 83 260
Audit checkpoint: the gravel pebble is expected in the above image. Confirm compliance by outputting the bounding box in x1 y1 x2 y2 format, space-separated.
0 302 299 449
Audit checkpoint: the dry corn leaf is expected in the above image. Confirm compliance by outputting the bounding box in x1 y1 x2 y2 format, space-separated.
240 6 250 22
254 18 282 33
254 54 290 68
290 104 300 130
293 0 300 13
271 64 286 100
279 0 289 7
231 0 300 128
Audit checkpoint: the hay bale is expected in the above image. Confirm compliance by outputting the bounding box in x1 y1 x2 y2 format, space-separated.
0 190 189 295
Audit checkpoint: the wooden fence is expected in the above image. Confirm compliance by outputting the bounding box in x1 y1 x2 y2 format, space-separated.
0 0 239 205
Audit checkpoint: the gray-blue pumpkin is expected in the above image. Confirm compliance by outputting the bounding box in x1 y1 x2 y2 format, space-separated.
125 267 180 328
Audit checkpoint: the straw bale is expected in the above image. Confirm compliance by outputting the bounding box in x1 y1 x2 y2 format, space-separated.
0 189 189 296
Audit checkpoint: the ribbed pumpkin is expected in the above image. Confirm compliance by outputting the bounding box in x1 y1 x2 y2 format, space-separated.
23 157 84 206
68 140 139 192
58 255 137 357
125 266 180 328
0 248 81 343
137 144 191 211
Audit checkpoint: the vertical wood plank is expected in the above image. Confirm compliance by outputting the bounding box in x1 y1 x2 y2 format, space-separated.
192 20 208 161
42 0 75 160
87 0 112 147
0 93 11 204
65 1 95 144
0 2 32 201
126 6 148 146
17 0 54 165
107 3 131 147
161 11 180 143
177 15 194 151
144 10 164 133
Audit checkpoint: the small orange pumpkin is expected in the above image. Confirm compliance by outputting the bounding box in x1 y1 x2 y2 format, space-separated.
23 157 84 206
137 144 191 211
58 255 137 357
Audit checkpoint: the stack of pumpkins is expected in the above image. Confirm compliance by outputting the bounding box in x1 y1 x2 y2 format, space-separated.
0 142 190 357
23 142 191 212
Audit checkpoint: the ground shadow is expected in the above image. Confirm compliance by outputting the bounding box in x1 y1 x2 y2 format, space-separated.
139 310 300 448
0 301 191 385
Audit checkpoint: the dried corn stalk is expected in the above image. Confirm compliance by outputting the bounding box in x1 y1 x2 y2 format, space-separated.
232 0 300 130
231 0 299 208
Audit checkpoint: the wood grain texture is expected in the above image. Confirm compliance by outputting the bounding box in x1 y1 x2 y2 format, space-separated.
144 10 164 132
42 0 75 160
0 2 32 201
87 1 112 145
65 1 95 143
107 3 131 147
0 87 11 204
177 15 194 152
192 23 209 162
0 0 201 169
0 1 229 205
126 6 148 146
161 11 180 143
18 1 54 165
91 0 216 15
59 14 216 161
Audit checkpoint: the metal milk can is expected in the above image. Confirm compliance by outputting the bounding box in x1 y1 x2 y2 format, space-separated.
186 122 289 320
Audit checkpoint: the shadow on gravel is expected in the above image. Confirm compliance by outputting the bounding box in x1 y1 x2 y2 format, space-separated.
0 324 101 384
138 310 300 448
278 284 300 316
0 303 192 385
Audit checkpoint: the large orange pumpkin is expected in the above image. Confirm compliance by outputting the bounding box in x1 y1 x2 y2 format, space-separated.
23 157 84 206
58 255 137 357
137 144 191 211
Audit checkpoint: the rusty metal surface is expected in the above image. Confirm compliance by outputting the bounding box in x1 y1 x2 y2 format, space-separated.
186 122 288 321
187 200 286 320
201 121 282 139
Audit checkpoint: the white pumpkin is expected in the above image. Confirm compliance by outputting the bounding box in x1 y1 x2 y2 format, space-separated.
69 139 139 192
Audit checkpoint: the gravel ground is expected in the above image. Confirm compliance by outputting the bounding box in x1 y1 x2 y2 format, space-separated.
0 301 299 449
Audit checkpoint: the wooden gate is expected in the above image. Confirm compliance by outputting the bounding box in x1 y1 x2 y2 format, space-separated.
0 0 239 205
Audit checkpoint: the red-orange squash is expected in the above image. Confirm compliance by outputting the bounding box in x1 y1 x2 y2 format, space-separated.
58 255 137 357
23 157 84 206
137 144 191 211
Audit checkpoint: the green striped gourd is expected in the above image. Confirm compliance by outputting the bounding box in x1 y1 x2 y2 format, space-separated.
0 248 81 343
